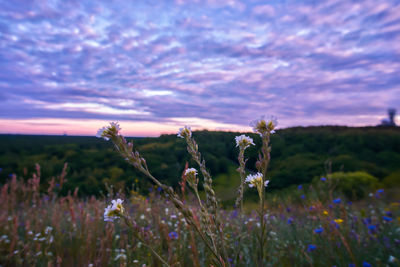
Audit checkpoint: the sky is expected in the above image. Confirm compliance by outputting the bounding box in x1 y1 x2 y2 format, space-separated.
0 0 399 136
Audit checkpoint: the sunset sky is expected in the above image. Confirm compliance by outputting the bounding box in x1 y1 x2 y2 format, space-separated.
0 0 399 136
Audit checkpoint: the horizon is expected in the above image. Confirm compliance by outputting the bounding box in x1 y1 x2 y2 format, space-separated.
1 0 399 136
0 122 397 138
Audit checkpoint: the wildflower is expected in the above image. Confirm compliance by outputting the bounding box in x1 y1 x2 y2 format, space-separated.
367 225 376 231
96 122 121 140
104 199 124 222
314 227 323 234
362 262 371 267
300 195 305 199
177 126 192 139
245 173 267 188
334 219 343 224
235 134 254 149
333 198 341 204
307 244 316 252
377 189 384 193
185 168 197 175
320 177 326 182
298 185 302 190
287 218 294 224
168 231 178 239
251 116 278 136
383 216 393 222
389 255 396 263
115 253 127 261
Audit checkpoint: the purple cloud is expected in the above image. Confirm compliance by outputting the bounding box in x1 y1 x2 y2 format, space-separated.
0 0 399 133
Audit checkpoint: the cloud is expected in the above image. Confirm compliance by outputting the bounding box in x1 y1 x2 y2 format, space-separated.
0 0 399 135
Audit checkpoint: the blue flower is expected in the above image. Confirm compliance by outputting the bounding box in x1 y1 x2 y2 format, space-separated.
362 262 371 267
157 186 163 192
300 195 305 199
367 225 376 231
333 198 341 204
314 227 323 234
168 231 178 239
320 177 326 182
349 264 356 267
377 189 384 193
298 185 303 190
383 216 393 222
307 244 316 252
287 218 294 224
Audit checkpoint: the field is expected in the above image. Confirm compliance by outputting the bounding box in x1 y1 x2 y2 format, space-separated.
0 125 400 266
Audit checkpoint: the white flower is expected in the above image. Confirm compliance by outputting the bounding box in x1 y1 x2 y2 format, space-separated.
185 168 197 176
250 116 278 136
96 126 109 140
104 199 124 222
245 173 263 188
177 126 192 138
235 135 255 149
96 122 121 140
245 173 269 188
389 255 396 263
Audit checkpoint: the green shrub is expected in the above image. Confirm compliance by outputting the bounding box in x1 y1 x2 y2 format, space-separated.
382 170 400 187
330 171 379 199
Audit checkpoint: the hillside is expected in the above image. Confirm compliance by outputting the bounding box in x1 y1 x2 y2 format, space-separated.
0 126 399 198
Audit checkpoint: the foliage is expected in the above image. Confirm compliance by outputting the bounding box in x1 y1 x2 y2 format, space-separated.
0 126 399 199
329 171 379 200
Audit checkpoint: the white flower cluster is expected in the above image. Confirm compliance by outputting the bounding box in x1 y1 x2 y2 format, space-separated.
245 172 269 188
96 122 121 140
177 125 192 138
184 168 198 177
251 116 278 136
235 134 255 149
104 199 124 222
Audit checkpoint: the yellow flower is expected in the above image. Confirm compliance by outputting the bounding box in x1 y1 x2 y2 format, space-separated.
323 210 329 216
334 218 343 224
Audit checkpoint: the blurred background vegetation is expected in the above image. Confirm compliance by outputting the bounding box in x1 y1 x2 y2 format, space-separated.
0 126 399 202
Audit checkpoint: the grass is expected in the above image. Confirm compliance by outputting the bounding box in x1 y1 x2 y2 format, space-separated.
0 169 399 266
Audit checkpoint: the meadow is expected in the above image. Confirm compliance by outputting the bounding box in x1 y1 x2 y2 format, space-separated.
0 121 399 266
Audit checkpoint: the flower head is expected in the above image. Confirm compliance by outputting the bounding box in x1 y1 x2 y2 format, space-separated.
96 122 121 140
235 135 255 149
245 172 265 188
185 168 197 177
307 244 316 252
168 231 179 240
184 167 198 187
334 218 343 224
177 126 192 139
104 199 124 222
250 116 278 136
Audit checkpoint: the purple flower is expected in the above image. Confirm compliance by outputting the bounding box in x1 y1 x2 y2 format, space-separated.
287 218 294 224
301 195 305 199
383 216 393 222
307 244 316 252
314 227 323 234
362 262 371 267
298 185 303 190
320 177 326 182
168 231 178 239
157 186 162 192
349 264 356 267
333 198 341 204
